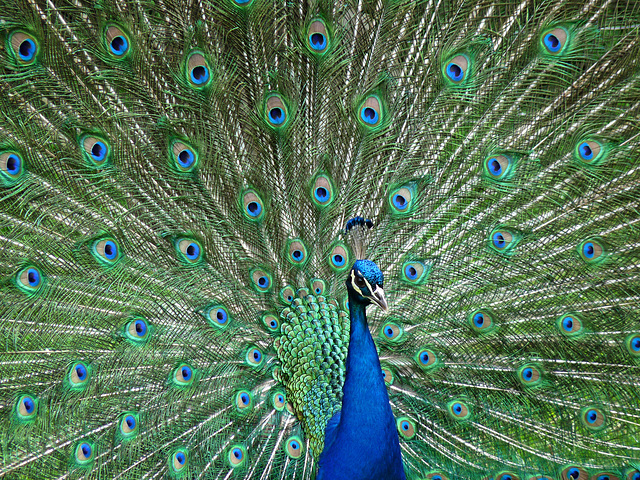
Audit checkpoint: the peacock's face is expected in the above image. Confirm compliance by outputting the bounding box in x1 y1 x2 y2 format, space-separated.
346 259 387 311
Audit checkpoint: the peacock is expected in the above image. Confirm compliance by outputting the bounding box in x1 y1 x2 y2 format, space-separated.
1 0 640 478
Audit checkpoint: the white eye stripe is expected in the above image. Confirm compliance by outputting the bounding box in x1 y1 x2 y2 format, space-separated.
350 270 373 296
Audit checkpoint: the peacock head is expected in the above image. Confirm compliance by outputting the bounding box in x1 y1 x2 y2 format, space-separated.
346 259 388 311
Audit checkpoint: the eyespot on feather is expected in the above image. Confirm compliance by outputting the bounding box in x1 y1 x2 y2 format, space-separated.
328 243 349 272
426 473 450 480
204 305 230 329
561 466 589 480
279 286 296 304
73 441 95 465
557 313 584 337
396 417 416 439
489 228 520 254
308 19 329 53
265 94 288 127
245 346 264 367
286 239 308 266
172 363 194 387
310 279 325 296
9 31 39 65
92 237 122 266
358 95 382 127
68 362 90 389
389 185 415 214
468 309 495 334
541 27 569 55
401 260 430 284
171 140 198 172
581 407 606 431
626 470 640 480
119 413 139 439
443 54 470 84
416 348 438 370
170 448 188 475
186 51 211 88
251 268 272 292
448 399 471 420
105 25 130 58
284 436 303 458
0 151 25 184
381 365 394 385
235 390 253 411
311 174 334 207
241 190 265 221
272 391 286 410
625 334 640 358
575 140 604 165
81 135 111 167
380 321 403 342
591 472 620 480
262 314 280 332
175 238 203 264
484 154 514 180
578 238 606 264
16 266 44 295
228 445 247 467
125 317 150 344
14 394 38 422
496 473 521 480
517 364 543 387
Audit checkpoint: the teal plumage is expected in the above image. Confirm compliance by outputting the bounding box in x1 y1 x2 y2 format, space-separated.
1 0 640 478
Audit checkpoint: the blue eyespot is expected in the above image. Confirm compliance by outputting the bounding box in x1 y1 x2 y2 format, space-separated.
247 201 262 217
393 194 408 210
473 313 484 328
631 472 640 480
544 33 561 52
586 409 598 424
240 393 249 405
632 337 640 351
285 435 304 458
175 452 185 464
361 107 379 124
579 142 593 160
453 403 462 414
90 141 107 162
75 441 94 464
583 242 595 258
26 268 40 287
185 242 200 260
110 36 128 56
18 39 36 61
258 276 268 287
488 157 502 175
446 62 463 82
315 186 329 202
405 264 418 280
80 443 92 457
102 240 117 260
181 366 192 381
385 326 394 337
125 415 136 429
522 368 532 380
134 319 147 337
75 364 87 381
215 308 227 325
232 447 243 460
493 233 505 249
23 397 34 413
5 154 21 176
419 351 430 364
190 65 210 85
247 347 264 366
269 107 284 125
562 316 574 331
332 254 345 267
177 149 195 168
252 349 261 362
568 468 580 479
310 33 326 51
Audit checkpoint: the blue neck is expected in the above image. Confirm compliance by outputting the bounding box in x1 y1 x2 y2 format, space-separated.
317 296 405 479
340 300 392 432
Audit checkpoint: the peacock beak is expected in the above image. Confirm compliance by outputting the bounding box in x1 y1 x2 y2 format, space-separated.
370 286 388 312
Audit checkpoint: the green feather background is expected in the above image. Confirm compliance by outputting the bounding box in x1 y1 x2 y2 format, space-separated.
1 0 640 478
